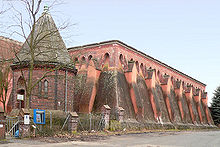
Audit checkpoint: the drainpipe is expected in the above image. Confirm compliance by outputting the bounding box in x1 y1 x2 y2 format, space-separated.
65 70 68 112
54 70 58 110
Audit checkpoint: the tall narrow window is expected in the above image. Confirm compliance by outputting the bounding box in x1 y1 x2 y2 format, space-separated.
38 81 42 96
44 80 48 96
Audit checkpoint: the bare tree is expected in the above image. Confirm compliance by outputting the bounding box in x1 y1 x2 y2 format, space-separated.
0 59 11 112
0 35 22 111
5 0 74 109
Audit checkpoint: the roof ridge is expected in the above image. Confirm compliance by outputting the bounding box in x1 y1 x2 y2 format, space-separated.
0 36 23 46
68 40 206 87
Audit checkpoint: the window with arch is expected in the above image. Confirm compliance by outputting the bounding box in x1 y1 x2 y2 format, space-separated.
135 61 139 72
38 81 42 95
88 55 93 61
140 63 144 74
81 56 86 63
102 53 110 69
44 80 48 96
74 57 78 63
119 54 123 62
119 54 125 69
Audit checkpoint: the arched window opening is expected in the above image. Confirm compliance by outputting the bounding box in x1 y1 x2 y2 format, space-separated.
102 53 110 69
135 61 139 72
44 80 48 96
171 76 174 85
140 63 144 75
74 57 78 63
104 53 109 59
81 56 86 63
38 81 42 95
157 70 160 77
140 63 143 69
88 55 93 61
119 54 123 62
157 70 163 82
17 76 25 89
17 76 25 108
119 54 124 69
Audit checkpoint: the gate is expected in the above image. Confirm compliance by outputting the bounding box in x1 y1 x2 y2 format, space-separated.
78 113 105 131
5 116 20 138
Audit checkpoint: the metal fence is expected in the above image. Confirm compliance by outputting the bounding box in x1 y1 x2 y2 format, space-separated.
77 113 105 131
5 116 20 138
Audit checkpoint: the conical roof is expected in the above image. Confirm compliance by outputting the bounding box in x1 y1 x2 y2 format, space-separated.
14 8 72 66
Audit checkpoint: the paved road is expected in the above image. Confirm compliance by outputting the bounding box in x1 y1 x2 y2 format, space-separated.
1 130 220 147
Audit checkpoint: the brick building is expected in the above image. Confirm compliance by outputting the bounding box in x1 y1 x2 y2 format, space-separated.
69 40 214 125
0 8 214 127
9 8 77 112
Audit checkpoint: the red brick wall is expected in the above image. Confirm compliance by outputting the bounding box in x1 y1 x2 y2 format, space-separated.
69 42 206 91
0 113 5 139
11 67 75 111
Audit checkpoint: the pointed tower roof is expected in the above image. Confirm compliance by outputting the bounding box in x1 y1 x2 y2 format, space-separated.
14 7 72 67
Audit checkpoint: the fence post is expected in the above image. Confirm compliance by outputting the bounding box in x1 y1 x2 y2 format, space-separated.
68 112 78 133
117 107 125 122
101 105 111 130
50 111 52 129
19 108 30 138
0 108 6 139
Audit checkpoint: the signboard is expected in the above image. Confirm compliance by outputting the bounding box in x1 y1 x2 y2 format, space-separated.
17 94 24 101
33 109 45 124
0 124 3 128
24 115 30 125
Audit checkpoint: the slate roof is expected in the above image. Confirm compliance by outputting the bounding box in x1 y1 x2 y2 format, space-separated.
13 9 72 66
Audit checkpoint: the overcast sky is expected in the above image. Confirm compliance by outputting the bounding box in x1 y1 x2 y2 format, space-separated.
1 0 220 105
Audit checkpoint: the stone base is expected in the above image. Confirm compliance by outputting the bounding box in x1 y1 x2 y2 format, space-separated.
120 120 217 131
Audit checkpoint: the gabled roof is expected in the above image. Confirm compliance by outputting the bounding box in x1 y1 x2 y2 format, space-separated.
14 9 72 66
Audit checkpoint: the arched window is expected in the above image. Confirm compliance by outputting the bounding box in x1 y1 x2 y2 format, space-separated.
38 81 42 95
140 63 144 74
102 53 110 69
104 53 109 60
119 54 123 62
74 57 78 62
81 56 86 64
88 55 93 61
44 80 48 95
135 61 139 72
119 54 124 69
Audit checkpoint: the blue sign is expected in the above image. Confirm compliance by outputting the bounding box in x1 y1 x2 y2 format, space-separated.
33 109 45 124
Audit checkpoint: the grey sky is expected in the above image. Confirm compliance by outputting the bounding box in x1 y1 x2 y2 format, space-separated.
1 0 220 105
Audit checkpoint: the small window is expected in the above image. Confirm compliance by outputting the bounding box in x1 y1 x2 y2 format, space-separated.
88 55 93 60
74 57 78 62
38 81 42 95
44 80 48 95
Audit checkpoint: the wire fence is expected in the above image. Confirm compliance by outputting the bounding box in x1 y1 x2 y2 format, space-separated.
77 113 105 131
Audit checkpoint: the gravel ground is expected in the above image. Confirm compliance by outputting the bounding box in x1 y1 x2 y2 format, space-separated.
1 130 220 147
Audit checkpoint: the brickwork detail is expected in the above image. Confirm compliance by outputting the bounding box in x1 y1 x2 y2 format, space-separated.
69 40 214 126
